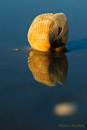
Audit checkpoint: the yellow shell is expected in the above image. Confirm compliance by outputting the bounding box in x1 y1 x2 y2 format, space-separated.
28 13 68 52
28 50 68 86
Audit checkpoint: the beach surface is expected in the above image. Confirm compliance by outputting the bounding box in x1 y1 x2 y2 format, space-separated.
0 0 87 129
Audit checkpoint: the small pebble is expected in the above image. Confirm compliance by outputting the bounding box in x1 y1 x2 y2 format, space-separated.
14 48 19 52
54 102 78 116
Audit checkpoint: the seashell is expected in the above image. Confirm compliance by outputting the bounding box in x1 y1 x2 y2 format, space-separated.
28 50 68 86
28 13 69 52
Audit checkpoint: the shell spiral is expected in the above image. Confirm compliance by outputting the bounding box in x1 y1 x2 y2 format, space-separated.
28 13 68 52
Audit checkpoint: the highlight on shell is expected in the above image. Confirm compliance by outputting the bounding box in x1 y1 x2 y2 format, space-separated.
27 13 69 52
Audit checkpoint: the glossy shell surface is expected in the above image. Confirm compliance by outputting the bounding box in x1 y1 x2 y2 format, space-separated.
28 13 68 52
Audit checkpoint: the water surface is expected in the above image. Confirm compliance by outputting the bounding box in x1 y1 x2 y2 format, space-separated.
0 0 87 130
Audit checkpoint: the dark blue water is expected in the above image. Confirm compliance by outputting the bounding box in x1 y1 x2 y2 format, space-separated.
0 0 87 130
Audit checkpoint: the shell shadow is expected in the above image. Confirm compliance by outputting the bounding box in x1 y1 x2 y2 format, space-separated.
66 39 87 52
28 50 68 87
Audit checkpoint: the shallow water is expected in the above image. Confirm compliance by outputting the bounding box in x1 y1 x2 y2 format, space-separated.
0 0 87 130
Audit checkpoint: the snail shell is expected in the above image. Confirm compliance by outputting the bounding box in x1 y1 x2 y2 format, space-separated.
28 13 69 52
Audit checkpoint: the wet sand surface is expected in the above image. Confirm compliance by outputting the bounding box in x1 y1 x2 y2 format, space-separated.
0 40 87 130
0 0 87 129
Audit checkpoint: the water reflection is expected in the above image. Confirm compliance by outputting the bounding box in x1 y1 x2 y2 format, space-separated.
28 50 68 86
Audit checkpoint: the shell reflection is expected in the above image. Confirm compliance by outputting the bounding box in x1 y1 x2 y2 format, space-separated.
28 50 68 86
